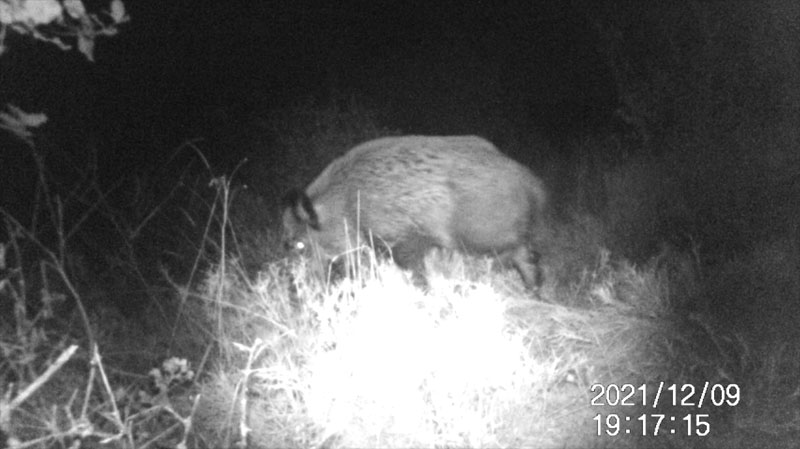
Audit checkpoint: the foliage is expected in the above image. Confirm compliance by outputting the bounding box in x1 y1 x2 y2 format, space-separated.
0 0 128 61
0 129 214 447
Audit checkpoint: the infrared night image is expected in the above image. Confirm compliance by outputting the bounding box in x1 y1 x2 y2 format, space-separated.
1 1 798 447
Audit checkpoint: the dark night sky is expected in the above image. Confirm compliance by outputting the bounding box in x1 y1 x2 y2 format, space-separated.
1 1 616 159
114 1 611 105
0 0 617 186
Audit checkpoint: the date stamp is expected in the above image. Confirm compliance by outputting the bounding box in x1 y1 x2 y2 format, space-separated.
590 382 740 436
590 382 740 408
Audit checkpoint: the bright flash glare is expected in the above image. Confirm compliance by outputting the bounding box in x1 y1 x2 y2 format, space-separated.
304 271 529 446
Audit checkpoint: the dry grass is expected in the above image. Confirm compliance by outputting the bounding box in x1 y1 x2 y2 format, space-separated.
177 231 798 448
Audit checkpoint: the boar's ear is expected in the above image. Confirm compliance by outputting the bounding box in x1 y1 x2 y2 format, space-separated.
282 189 320 230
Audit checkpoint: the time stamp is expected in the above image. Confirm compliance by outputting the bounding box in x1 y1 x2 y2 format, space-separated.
591 382 741 436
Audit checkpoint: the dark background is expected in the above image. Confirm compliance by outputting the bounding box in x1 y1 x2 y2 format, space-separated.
1 1 618 169
1 0 799 341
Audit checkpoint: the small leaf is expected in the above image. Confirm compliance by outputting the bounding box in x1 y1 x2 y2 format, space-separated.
110 0 127 24
0 2 13 25
0 104 48 142
77 33 95 62
63 0 87 19
12 105 47 127
26 0 63 25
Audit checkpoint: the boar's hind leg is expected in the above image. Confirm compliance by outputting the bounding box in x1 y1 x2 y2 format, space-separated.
510 245 543 290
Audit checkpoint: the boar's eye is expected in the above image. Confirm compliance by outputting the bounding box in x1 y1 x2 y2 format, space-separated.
284 239 307 253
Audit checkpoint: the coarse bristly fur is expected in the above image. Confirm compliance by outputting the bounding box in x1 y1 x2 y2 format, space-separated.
282 135 548 290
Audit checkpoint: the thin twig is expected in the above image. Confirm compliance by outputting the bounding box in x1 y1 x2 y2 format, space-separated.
5 344 78 412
